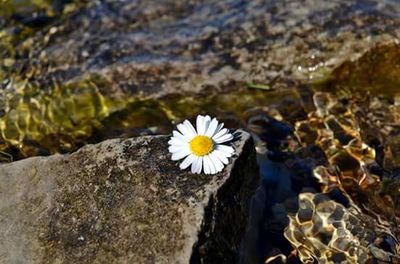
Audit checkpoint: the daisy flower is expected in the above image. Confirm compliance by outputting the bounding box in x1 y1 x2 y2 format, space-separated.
168 115 235 174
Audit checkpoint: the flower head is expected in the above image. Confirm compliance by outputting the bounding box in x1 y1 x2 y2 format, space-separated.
168 115 235 174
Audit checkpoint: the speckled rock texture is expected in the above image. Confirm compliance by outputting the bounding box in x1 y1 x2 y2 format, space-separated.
0 129 258 264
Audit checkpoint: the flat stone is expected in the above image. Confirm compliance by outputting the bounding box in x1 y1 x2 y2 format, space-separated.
0 129 258 263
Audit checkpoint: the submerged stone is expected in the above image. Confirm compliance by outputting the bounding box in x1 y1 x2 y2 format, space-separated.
0 130 259 263
315 42 400 96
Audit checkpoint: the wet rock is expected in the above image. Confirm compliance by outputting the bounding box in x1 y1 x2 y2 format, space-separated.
2 0 400 96
317 42 400 95
0 129 259 264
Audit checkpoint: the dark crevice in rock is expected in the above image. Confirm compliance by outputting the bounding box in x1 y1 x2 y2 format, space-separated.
190 135 259 264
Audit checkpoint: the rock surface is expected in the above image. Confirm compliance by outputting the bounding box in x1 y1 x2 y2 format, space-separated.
0 129 258 264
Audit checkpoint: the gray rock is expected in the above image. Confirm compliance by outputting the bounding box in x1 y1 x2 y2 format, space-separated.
0 129 259 264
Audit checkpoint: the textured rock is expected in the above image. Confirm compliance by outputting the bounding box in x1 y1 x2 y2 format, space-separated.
0 129 259 264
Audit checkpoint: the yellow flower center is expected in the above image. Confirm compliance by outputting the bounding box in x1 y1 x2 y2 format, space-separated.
190 135 214 156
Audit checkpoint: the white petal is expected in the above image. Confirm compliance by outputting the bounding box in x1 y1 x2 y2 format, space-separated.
215 122 224 134
173 130 188 142
212 128 229 141
171 148 191 161
209 152 224 172
191 156 202 174
204 155 216 174
169 145 187 153
203 156 210 174
205 118 218 137
213 150 229 164
202 115 212 135
190 157 198 173
216 145 235 155
196 115 206 135
168 137 186 146
183 120 197 135
214 133 234 144
177 123 195 139
180 154 196 170
197 157 203 174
